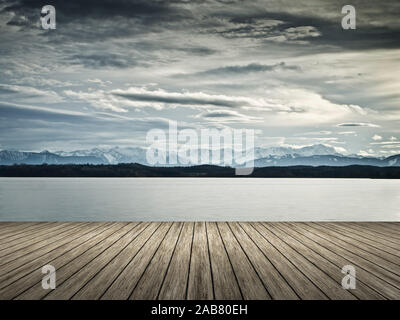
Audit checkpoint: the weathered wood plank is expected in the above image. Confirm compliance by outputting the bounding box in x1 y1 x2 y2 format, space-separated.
282 222 396 299
377 223 400 233
228 222 299 300
318 223 400 260
259 223 354 300
304 223 400 280
158 222 194 300
129 223 183 300
353 222 400 242
340 223 400 248
206 222 242 300
0 222 398 300
217 222 270 300
240 222 326 300
15 223 131 300
0 222 90 267
357 223 400 241
187 222 214 300
0 222 51 241
71 223 156 300
0 223 55 249
294 223 400 293
44 223 143 300
0 222 76 256
0 223 113 298
100 223 172 300
269 223 380 300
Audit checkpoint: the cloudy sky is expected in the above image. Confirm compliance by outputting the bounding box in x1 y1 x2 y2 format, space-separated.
0 0 399 156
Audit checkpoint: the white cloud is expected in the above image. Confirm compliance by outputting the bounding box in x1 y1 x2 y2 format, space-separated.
0 83 63 103
371 141 400 145
372 134 382 141
358 150 375 157
63 89 127 112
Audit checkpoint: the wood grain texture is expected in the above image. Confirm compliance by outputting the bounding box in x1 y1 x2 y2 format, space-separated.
187 222 214 300
158 222 194 300
0 222 399 300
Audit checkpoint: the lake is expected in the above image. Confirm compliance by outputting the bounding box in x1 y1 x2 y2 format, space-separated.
0 178 399 221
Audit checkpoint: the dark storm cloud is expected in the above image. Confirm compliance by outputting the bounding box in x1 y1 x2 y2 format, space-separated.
1 0 181 23
202 111 238 118
2 0 399 50
206 0 400 50
337 122 380 128
0 0 192 44
112 91 243 108
68 53 138 69
186 62 300 77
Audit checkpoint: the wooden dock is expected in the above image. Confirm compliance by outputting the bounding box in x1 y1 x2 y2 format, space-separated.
0 222 399 300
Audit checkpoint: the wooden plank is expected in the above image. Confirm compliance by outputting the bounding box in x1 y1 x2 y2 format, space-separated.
284 222 400 299
318 223 400 260
187 222 214 300
0 222 76 255
258 223 353 300
0 222 39 235
71 223 158 300
356 223 400 241
0 222 89 267
295 223 400 291
0 222 21 231
15 222 131 300
206 222 242 300
0 223 55 248
239 222 325 300
0 223 114 298
0 223 49 240
0 222 398 300
130 223 184 300
0 222 38 233
374 223 400 237
228 222 298 300
44 223 143 300
100 223 172 300
158 222 194 300
340 223 400 248
268 223 379 300
304 223 400 280
0 223 110 280
217 222 270 300
377 223 400 233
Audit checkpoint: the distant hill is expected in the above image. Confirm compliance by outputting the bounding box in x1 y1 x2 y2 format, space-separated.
1 163 400 178
1 145 399 167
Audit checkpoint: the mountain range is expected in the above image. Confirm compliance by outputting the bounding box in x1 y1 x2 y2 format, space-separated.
1 144 399 167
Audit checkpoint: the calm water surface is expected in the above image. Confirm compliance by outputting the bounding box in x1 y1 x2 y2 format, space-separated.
0 178 399 221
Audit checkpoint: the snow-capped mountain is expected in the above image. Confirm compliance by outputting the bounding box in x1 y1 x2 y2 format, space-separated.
0 150 103 165
1 145 399 167
55 147 148 165
253 144 341 159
